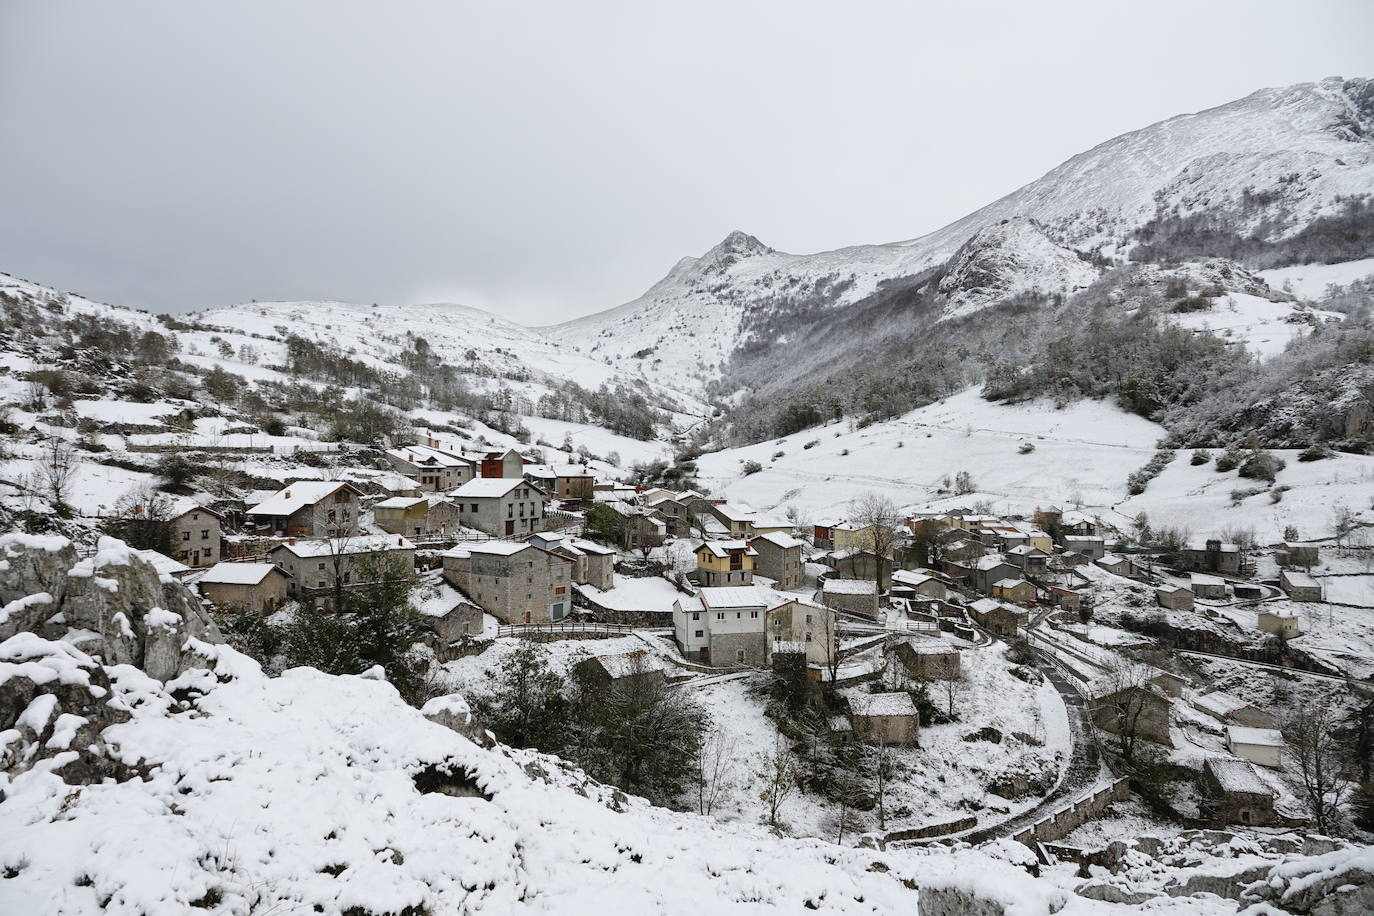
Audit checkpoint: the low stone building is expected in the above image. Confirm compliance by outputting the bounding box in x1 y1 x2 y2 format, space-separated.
851 692 920 746
827 549 891 590
1155 585 1195 611
1190 574 1229 600
970 556 1019 595
891 570 947 601
1062 535 1106 560
694 540 757 587
373 494 462 538
574 649 667 690
168 503 224 568
1280 570 1324 602
385 444 475 492
1096 554 1136 577
441 540 573 625
269 535 416 599
526 532 615 591
1227 726 1284 768
1047 586 1083 612
1089 683 1173 747
821 577 880 620
246 481 365 538
752 531 804 590
991 578 1036 605
1005 545 1051 575
523 463 595 500
1201 756 1275 827
1180 539 1242 575
894 639 960 681
422 598 485 658
197 562 291 615
1195 691 1277 730
1278 542 1320 570
967 598 1028 636
1257 608 1301 639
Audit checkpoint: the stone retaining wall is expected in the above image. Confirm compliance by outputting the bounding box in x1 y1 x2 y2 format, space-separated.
1011 778 1130 847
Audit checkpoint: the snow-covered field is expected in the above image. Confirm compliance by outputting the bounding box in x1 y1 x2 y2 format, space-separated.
1259 257 1374 300
1163 292 1341 358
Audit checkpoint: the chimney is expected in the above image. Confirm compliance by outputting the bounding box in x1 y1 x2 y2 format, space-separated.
398 537 404 546
288 537 296 546
284 490 291 499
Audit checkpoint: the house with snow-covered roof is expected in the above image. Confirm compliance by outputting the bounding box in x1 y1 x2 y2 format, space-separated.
373 494 462 539
694 539 757 587
197 562 290 614
1226 726 1284 768
751 531 803 590
674 585 779 666
246 481 365 538
575 649 666 689
269 535 416 599
441 540 573 625
1202 756 1275 826
526 532 615 591
523 463 595 500
765 598 836 670
447 477 548 538
1180 539 1242 575
1279 569 1324 602
850 692 919 746
166 501 224 567
821 577 880 620
385 444 475 492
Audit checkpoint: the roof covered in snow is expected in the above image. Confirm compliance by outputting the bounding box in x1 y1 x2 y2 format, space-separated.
247 481 360 517
449 477 538 498
698 586 769 609
1205 756 1272 796
199 562 286 585
696 540 757 558
272 535 415 559
754 531 802 550
1227 726 1284 748
823 579 877 595
851 692 918 718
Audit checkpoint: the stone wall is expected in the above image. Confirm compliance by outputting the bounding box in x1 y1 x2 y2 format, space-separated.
1011 778 1130 847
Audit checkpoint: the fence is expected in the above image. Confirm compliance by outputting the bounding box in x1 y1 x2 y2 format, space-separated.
881 816 978 846
496 621 641 639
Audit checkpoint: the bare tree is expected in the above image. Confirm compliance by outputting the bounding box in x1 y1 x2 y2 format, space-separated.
847 492 902 590
1094 659 1156 767
757 734 797 829
1283 705 1351 836
820 608 843 686
871 738 893 830
1333 502 1359 548
942 674 960 720
37 435 77 510
695 727 738 816
825 771 868 845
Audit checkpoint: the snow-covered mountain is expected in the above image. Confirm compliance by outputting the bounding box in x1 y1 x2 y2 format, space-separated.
549 76 1374 396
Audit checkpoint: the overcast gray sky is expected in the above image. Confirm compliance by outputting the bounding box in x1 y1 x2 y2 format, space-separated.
2 2 1370 323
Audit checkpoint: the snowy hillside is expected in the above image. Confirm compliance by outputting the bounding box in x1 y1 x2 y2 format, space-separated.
695 386 1374 542
550 77 1374 395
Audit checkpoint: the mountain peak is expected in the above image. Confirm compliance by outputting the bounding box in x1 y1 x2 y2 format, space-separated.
709 230 771 259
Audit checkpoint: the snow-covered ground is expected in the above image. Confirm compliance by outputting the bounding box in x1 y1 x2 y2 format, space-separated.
1258 257 1374 301
1163 293 1341 358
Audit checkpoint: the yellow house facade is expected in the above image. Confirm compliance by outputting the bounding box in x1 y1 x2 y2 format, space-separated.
694 540 757 587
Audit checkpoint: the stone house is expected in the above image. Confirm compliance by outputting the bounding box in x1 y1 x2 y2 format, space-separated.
1047 586 1083 612
694 540 757 587
574 649 666 690
710 502 758 537
448 477 548 538
1062 535 1106 560
1227 726 1284 768
1257 609 1301 639
967 597 1028 636
1180 539 1242 575
821 578 880 620
422 598 485 658
1156 585 1195 611
751 532 804 590
1089 683 1173 747
1280 570 1324 602
992 578 1036 605
764 599 836 670
850 692 920 746
168 503 224 568
525 532 615 591
246 481 365 538
812 520 837 550
269 535 416 599
1278 542 1320 570
642 492 691 535
1201 756 1275 827
373 494 463 538
894 638 960 680
1096 554 1136 577
197 562 290 614
1061 511 1101 538
891 570 947 601
1005 545 1051 575
384 445 475 492
1190 574 1229 600
1194 692 1278 730
524 464 595 500
442 540 574 624
472 448 526 479
970 556 1019 595
674 586 770 666
831 522 882 554
827 548 891 590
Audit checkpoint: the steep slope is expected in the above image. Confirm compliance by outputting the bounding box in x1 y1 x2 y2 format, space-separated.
550 77 1374 396
936 217 1101 318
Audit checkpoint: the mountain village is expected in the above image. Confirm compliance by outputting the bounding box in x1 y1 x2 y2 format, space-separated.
3 73 1374 916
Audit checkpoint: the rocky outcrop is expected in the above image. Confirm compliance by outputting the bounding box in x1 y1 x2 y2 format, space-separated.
0 534 226 786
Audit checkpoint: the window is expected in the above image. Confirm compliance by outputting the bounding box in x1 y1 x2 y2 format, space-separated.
318 562 326 570
736 650 746 663
736 612 741 619
201 530 210 540
692 612 700 621
806 614 812 624
182 531 190 541
750 611 759 618
470 504 478 513
716 612 724 620
694 630 704 638
805 633 812 642
317 580 325 588
508 505 514 518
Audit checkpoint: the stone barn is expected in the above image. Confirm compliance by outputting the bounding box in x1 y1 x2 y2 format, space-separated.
894 639 961 681
851 692 920 746
1201 756 1275 827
